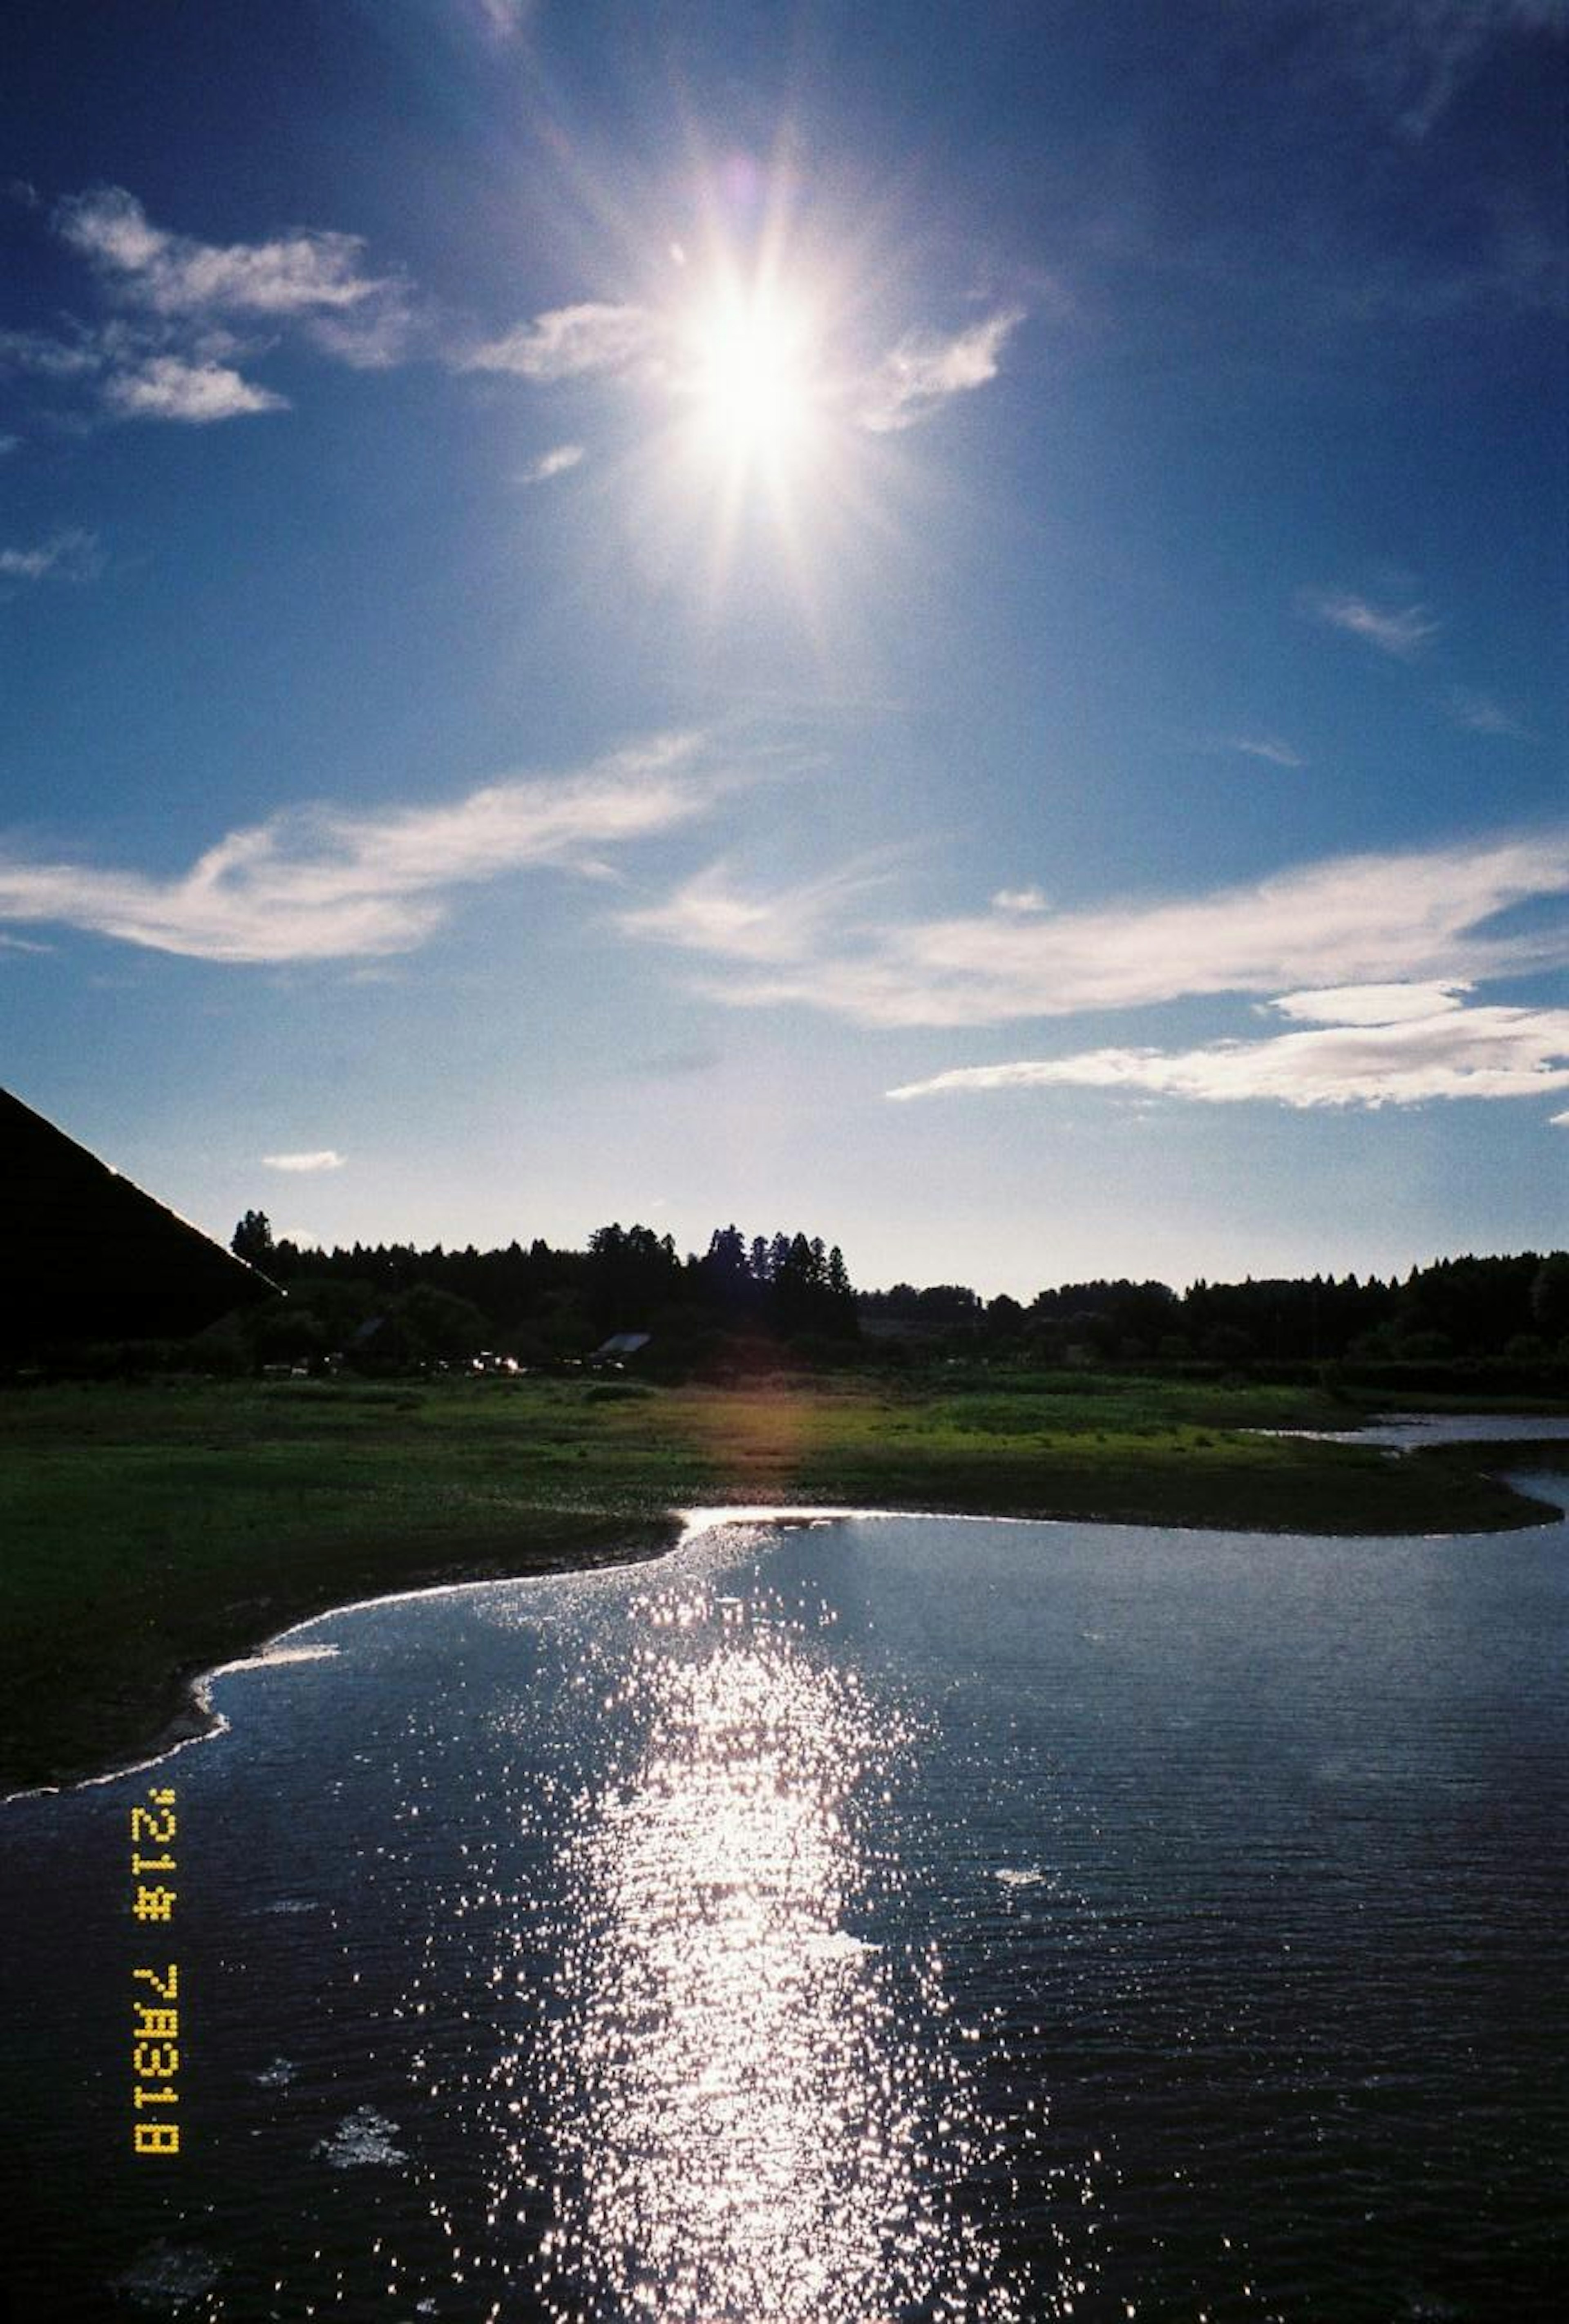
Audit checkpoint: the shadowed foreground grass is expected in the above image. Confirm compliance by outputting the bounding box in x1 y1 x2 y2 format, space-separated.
2 1370 1563 1791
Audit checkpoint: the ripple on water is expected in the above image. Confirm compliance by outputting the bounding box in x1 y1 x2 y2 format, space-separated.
116 2241 224 2311
4 1501 1565 2322
467 1579 1036 2323
314 2104 409 2169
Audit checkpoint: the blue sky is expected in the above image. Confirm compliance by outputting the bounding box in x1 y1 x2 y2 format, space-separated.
2 0 1564 1296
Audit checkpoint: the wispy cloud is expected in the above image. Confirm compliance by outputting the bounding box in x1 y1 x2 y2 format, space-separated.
991 886 1050 914
635 830 1569 1030
102 355 286 423
0 324 104 380
1219 734 1306 769
888 998 1569 1112
303 301 420 372
462 302 656 381
1326 0 1564 138
0 526 102 582
1445 685 1533 740
1301 587 1439 658
518 442 585 486
463 293 1026 440
263 1149 345 1173
619 859 890 967
856 308 1025 433
471 0 536 38
0 734 722 963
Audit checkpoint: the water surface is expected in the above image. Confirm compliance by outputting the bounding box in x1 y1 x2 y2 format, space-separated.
1266 1411 1569 1449
2 1491 1565 2321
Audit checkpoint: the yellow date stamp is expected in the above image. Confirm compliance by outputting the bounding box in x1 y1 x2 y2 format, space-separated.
130 1786 181 2156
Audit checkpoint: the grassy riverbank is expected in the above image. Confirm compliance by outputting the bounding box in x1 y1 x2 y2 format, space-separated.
3 1370 1565 1792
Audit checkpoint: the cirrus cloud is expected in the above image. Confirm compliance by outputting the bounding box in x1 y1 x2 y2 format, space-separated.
887 997 1569 1112
0 734 724 963
1268 980 1471 1025
263 1149 345 1174
854 308 1026 433
1301 587 1440 658
1219 734 1307 770
0 526 102 582
519 442 586 485
619 857 895 969
636 829 1569 1030
461 290 1027 437
462 302 657 382
1324 0 1564 139
1446 685 1533 740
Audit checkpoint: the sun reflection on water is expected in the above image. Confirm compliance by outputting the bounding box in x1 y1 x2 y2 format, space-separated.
515 1576 1027 2323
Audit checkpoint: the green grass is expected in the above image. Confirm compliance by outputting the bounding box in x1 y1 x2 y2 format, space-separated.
2 1370 1563 1791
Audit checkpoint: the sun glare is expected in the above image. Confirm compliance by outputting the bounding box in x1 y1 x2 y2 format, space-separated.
627 189 895 640
682 280 818 475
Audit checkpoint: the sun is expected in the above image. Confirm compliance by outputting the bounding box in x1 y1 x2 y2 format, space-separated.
679 277 819 479
626 206 887 638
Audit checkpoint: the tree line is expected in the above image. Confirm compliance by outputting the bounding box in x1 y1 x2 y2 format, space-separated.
227 1207 1568 1378
229 1214 859 1371
863 1252 1569 1367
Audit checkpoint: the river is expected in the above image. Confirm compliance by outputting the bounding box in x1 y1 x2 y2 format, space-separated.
2 1468 1565 2321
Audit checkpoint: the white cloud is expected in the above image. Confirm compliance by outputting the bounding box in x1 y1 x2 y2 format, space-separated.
856 308 1025 433
1269 980 1470 1025
1553 1110 1569 1127
57 187 392 323
0 527 102 582
519 442 586 485
462 302 656 381
11 188 416 424
102 355 286 423
1222 734 1306 769
0 733 721 963
1302 588 1439 658
263 1150 345 1174
888 1000 1569 1112
641 830 1569 1030
991 887 1049 914
460 290 1024 457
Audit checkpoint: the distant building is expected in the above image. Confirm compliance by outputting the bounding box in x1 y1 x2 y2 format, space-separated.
0 1087 274 1352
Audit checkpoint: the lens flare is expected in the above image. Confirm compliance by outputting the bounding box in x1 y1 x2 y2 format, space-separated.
682 280 818 475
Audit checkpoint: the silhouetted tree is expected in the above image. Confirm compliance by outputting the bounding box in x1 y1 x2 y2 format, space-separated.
232 1210 275 1269
1530 1254 1569 1343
